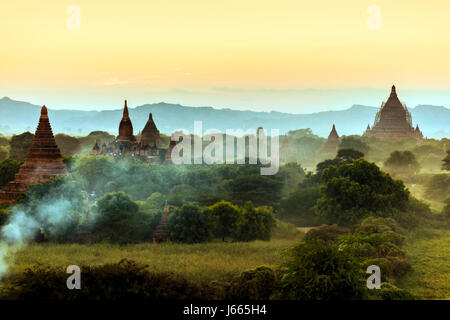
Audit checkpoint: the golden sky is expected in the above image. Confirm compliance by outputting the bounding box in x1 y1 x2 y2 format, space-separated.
1 0 450 111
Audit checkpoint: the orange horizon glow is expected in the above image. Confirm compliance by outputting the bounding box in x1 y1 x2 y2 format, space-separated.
1 1 450 111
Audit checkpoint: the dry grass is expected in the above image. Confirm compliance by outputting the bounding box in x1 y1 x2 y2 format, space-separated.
3 239 298 284
398 228 450 299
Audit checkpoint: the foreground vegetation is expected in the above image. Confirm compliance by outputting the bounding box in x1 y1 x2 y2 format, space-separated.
0 131 448 299
3 239 298 284
399 229 450 299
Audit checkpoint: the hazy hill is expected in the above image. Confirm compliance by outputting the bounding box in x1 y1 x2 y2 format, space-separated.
0 97 448 139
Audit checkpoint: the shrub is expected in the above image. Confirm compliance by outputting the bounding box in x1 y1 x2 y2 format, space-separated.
304 224 350 244
369 282 415 300
274 240 366 300
227 266 276 300
2 260 207 300
363 258 411 280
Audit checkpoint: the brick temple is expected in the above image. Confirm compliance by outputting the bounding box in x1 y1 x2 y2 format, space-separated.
92 100 173 163
364 85 423 139
0 106 68 204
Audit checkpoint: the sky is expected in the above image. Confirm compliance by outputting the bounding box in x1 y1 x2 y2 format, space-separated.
1 0 450 112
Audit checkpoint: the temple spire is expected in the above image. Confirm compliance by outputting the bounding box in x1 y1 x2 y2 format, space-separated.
123 100 129 119
390 85 397 98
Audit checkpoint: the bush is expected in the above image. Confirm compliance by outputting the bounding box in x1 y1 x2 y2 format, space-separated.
227 266 276 300
363 258 411 280
368 282 415 300
2 260 207 300
304 224 350 244
274 240 366 300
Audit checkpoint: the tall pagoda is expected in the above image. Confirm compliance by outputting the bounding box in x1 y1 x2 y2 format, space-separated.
0 106 68 204
116 100 136 143
364 85 423 139
152 201 170 243
321 124 340 155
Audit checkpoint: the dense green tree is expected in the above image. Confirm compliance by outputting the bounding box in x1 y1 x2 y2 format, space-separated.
168 203 214 243
279 186 321 226
54 134 81 157
424 174 450 201
336 148 364 163
277 162 306 196
209 201 240 241
9 132 34 160
167 184 197 206
338 136 369 154
72 155 116 195
383 151 420 176
0 159 21 188
235 202 276 241
93 191 155 243
226 171 283 207
274 240 366 300
316 159 410 226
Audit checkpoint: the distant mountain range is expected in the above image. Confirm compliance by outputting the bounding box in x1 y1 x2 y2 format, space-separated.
0 97 449 139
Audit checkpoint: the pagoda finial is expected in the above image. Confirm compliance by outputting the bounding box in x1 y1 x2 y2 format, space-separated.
149 112 153 121
390 85 397 97
123 100 129 119
40 105 49 119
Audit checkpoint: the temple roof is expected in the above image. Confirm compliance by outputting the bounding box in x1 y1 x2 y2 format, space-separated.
117 100 136 142
382 85 406 112
141 112 160 147
328 124 339 140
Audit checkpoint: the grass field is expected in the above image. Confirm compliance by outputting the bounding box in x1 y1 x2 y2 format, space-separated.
1 228 449 299
398 228 450 300
2 239 299 284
